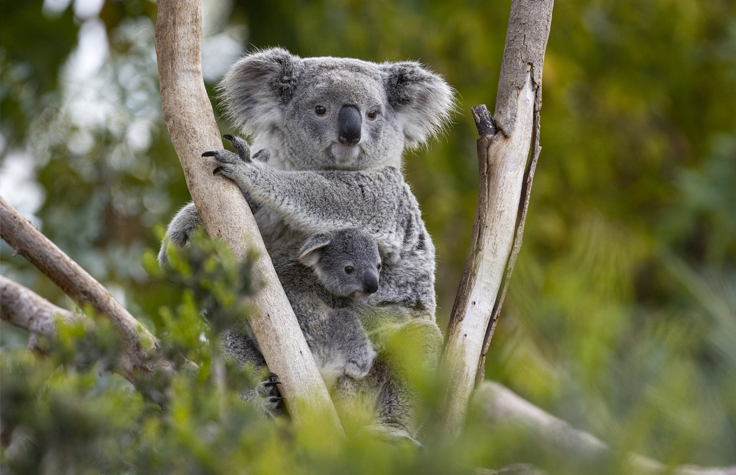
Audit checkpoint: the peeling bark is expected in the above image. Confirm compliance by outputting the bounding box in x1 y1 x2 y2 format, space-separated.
438 0 554 438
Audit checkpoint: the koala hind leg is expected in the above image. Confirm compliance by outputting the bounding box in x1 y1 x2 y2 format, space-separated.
158 202 202 266
222 326 287 418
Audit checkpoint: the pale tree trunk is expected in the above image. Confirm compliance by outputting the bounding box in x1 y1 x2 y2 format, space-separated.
154 0 342 435
438 0 554 438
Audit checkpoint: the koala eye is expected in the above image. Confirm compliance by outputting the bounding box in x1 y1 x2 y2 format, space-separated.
344 266 354 275
367 110 379 120
315 105 327 116
376 263 382 271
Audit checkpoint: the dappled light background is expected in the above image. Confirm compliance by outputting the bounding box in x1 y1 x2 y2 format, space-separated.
1 0 735 468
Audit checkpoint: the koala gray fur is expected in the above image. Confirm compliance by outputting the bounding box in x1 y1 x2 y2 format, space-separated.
223 228 381 416
160 48 453 441
275 228 381 388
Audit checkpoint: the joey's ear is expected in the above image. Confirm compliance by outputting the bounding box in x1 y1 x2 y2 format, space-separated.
298 234 331 268
218 48 302 136
381 62 456 148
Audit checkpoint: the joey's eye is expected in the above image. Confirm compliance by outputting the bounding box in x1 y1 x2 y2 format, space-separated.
315 105 327 116
344 266 354 275
377 263 382 271
367 110 378 120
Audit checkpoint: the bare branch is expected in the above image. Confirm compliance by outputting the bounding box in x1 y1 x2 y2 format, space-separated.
154 0 342 434
0 275 91 338
477 382 736 475
0 195 155 373
438 0 554 438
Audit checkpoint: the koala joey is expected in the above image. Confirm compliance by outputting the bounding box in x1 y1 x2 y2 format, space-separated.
224 228 380 414
277 228 381 388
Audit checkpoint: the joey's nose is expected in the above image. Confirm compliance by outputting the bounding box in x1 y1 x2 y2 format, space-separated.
338 105 361 146
363 270 379 294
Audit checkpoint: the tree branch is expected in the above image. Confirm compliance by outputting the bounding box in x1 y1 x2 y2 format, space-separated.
438 0 554 438
0 196 155 373
154 0 342 434
477 382 736 475
0 275 91 341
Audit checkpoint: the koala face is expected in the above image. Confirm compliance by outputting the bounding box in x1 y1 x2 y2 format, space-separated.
219 48 454 171
298 229 382 298
280 63 404 171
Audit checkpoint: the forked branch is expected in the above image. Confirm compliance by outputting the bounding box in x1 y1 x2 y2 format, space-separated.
0 195 156 374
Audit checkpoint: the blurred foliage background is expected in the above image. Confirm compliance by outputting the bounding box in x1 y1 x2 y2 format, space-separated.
1 0 735 472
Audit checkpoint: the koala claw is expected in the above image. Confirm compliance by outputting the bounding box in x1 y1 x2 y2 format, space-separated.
223 134 251 162
202 149 241 165
254 373 285 418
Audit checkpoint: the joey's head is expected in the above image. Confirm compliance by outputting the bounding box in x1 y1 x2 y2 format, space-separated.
219 48 455 171
298 229 382 299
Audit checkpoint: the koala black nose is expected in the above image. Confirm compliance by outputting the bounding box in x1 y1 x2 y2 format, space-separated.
363 269 379 294
338 105 362 146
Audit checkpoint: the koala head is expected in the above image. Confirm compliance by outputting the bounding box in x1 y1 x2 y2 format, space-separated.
219 48 455 171
298 229 382 298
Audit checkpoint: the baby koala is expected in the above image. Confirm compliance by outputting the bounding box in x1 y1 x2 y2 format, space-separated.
273 228 381 388
227 227 382 415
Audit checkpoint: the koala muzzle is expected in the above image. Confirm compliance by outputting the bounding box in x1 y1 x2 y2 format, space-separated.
338 105 362 146
363 269 379 294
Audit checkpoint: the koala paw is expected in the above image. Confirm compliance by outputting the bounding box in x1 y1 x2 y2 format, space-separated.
255 372 285 418
222 134 251 162
344 348 377 380
203 148 252 188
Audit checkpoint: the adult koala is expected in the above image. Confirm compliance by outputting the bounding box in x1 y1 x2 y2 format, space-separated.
161 48 453 441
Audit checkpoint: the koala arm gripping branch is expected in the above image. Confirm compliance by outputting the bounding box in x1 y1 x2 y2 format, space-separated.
208 149 407 257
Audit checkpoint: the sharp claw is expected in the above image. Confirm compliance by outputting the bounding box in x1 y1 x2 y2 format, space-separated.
270 396 285 401
213 166 223 175
223 134 234 141
263 381 281 387
268 372 279 380
202 151 217 157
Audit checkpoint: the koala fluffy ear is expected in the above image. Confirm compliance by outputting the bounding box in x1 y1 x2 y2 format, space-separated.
381 61 456 147
298 234 331 268
218 48 302 136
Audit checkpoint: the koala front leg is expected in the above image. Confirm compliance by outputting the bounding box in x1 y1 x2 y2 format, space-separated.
204 138 401 241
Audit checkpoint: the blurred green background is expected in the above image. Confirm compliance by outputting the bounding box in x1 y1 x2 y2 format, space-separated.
1 0 735 470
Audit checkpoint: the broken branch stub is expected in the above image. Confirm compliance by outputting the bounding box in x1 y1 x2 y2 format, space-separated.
154 0 343 434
